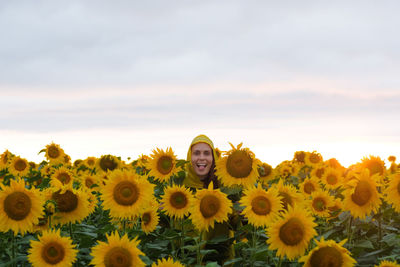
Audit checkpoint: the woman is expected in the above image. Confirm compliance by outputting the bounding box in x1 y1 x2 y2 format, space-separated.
184 134 234 265
184 134 220 189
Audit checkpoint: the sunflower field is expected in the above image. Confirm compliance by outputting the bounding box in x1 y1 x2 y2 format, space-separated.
0 142 400 267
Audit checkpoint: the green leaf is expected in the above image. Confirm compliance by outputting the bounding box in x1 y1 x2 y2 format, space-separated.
205 262 221 267
223 257 243 266
355 240 374 249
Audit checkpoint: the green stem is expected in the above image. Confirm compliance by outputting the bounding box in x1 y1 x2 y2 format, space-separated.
378 213 382 249
169 217 176 256
347 216 353 246
123 218 127 235
196 231 204 265
250 226 258 267
48 214 52 230
69 222 74 240
277 257 283 267
180 219 186 260
11 232 16 267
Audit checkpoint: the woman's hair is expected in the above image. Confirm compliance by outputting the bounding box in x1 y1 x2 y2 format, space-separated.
199 155 220 189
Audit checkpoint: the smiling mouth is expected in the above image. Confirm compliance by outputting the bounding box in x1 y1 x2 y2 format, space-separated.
196 163 207 171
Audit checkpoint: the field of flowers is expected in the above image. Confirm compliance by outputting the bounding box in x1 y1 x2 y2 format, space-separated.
0 142 399 267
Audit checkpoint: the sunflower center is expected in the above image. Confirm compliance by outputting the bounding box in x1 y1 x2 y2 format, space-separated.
259 164 272 178
104 247 132 267
37 217 48 226
315 168 324 179
170 192 187 209
295 152 306 163
278 192 293 210
113 181 139 206
367 161 384 176
303 182 315 195
200 195 220 218
397 181 400 195
48 146 60 159
4 192 32 220
309 246 343 267
279 218 305 246
226 150 253 178
41 241 65 264
14 159 27 171
85 178 94 188
142 212 151 225
52 190 78 212
99 156 118 172
326 174 338 185
309 153 321 164
251 196 271 215
351 180 372 206
312 197 326 212
57 172 71 184
87 159 95 166
157 156 173 175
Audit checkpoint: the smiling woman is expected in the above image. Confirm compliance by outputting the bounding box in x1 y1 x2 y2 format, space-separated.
183 134 219 189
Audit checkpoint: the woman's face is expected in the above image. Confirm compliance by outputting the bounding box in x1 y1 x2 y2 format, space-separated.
191 142 213 178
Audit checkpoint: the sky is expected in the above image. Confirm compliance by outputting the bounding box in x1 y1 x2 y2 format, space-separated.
1 1 400 167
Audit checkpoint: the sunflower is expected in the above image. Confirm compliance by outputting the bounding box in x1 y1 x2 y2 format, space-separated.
321 167 343 190
79 173 100 191
266 206 317 260
384 173 400 212
44 142 65 164
0 179 44 235
326 158 343 169
300 177 321 196
0 149 13 170
293 151 307 164
240 184 282 227
311 164 327 180
308 190 334 218
305 151 323 166
215 143 259 188
28 229 77 267
343 169 382 220
328 198 343 220
360 155 386 177
374 260 400 267
275 160 298 180
50 167 74 187
257 162 275 183
63 154 71 165
135 154 150 169
161 185 194 219
32 216 50 233
389 162 398 174
83 156 97 169
48 185 91 225
271 179 304 211
151 257 185 267
91 232 145 267
100 170 154 219
96 154 121 173
299 237 356 267
141 202 160 234
190 183 232 232
8 156 30 177
146 147 180 183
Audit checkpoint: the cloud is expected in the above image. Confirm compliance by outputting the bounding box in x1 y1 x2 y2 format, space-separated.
0 1 399 88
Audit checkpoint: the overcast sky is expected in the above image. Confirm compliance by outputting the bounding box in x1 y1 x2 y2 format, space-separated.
1 1 399 167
